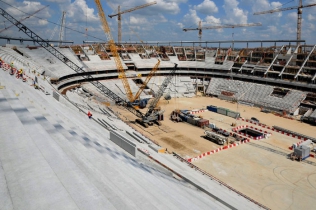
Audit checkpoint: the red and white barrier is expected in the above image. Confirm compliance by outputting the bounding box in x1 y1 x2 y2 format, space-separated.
232 124 271 140
189 109 205 114
187 139 250 162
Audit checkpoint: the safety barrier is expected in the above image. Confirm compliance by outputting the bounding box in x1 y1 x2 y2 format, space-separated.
173 153 270 210
187 139 250 163
238 118 310 141
189 109 205 114
232 124 271 140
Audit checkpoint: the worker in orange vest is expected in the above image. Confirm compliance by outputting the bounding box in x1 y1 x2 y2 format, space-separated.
87 111 92 119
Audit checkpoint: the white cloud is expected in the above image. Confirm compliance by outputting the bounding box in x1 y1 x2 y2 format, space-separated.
222 0 248 24
307 14 316 21
205 16 221 25
66 0 99 23
182 9 201 27
194 0 218 14
6 1 51 18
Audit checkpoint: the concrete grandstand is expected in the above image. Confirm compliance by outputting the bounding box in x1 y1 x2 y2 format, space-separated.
1 40 316 209
0 45 267 210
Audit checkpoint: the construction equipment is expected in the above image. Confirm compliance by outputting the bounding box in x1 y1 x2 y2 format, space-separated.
0 6 143 120
135 63 178 127
204 130 226 145
0 5 48 33
95 0 160 109
94 0 134 103
0 6 176 128
131 59 160 108
253 0 316 46
108 1 157 43
183 21 262 43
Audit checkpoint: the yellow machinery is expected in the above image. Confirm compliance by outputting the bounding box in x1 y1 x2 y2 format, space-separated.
94 0 134 102
132 59 160 102
94 0 160 107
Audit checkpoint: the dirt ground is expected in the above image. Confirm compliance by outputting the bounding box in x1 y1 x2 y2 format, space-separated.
111 96 316 209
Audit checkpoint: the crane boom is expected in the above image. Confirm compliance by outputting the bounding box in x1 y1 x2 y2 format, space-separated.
108 1 157 17
94 0 134 102
183 22 262 31
108 1 157 43
0 5 48 33
253 3 316 15
145 63 177 118
132 59 160 102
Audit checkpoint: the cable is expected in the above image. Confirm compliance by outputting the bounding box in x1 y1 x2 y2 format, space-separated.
0 0 106 42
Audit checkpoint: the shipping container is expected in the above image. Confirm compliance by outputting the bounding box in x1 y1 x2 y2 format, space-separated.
227 110 240 119
207 105 217 112
197 119 209 127
217 107 228 116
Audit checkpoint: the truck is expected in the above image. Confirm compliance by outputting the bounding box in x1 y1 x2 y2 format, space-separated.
204 130 226 145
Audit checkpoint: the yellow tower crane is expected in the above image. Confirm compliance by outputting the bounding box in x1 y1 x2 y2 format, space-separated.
253 0 316 46
108 1 157 43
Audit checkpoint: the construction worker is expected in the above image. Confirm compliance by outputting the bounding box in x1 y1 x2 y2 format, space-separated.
10 62 14 71
16 69 22 79
87 111 92 119
0 58 2 68
19 69 23 78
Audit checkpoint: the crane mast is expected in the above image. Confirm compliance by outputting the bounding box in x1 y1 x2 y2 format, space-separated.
59 11 66 47
108 1 157 43
253 0 316 46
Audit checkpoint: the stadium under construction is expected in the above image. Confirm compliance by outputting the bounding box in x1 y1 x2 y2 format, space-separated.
1 3 316 210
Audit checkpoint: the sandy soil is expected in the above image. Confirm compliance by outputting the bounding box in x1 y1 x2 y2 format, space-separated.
111 96 316 209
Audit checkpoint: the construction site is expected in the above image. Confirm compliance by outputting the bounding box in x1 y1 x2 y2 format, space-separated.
1 1 316 210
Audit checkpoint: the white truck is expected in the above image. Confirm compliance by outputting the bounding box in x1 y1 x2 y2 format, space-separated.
204 131 226 145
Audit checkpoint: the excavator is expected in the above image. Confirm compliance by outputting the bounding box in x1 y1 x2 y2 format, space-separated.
0 5 177 128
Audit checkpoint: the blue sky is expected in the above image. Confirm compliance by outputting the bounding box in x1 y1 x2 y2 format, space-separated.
0 0 316 46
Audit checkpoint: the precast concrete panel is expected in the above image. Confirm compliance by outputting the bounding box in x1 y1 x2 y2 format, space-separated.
110 131 136 157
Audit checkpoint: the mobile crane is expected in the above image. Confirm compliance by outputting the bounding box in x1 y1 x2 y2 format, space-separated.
0 6 176 128
95 0 160 109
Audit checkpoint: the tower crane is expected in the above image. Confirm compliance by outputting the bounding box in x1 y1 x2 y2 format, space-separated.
253 0 316 45
108 1 157 43
183 21 262 42
0 6 176 128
